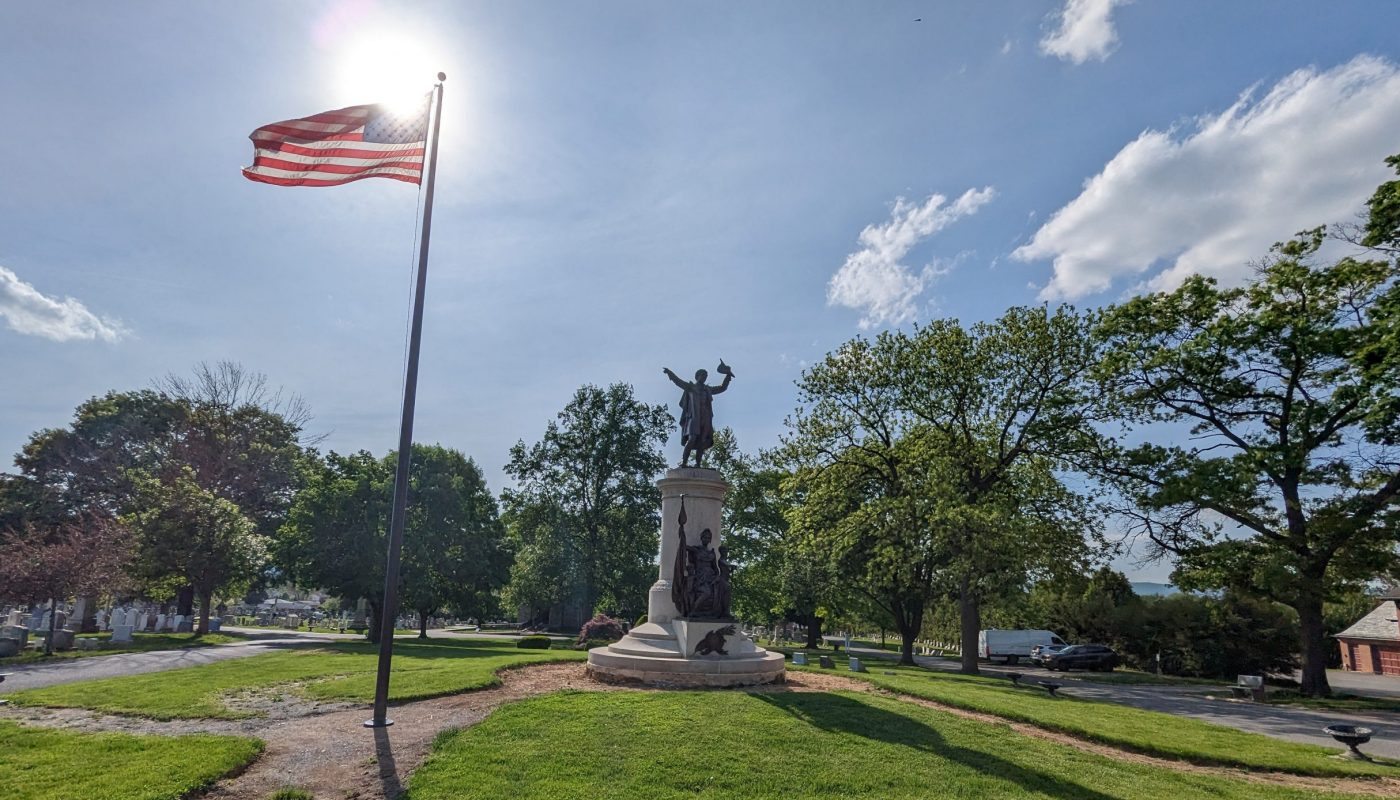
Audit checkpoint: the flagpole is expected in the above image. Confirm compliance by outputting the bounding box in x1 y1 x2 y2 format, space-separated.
365 72 446 729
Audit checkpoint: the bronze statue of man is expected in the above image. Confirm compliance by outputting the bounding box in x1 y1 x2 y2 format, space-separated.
663 361 733 468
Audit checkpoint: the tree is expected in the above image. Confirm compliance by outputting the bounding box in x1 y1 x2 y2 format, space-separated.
709 430 840 646
277 445 508 642
503 384 670 621
895 306 1099 673
15 390 187 515
0 512 130 654
400 446 511 637
781 335 938 664
781 308 1099 668
14 365 309 618
159 361 311 539
1090 229 1400 695
278 451 390 639
124 468 263 634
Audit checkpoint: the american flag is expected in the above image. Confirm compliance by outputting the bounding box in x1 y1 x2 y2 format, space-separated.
242 95 430 187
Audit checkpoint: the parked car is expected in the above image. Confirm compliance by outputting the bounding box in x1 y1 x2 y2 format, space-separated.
1030 643 1069 664
1042 644 1120 671
978 629 1068 665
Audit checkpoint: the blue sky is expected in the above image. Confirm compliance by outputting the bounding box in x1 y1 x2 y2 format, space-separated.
4 2 1400 581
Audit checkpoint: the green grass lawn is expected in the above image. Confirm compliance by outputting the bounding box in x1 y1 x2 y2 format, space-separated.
7 639 585 720
798 657 1396 777
0 632 247 666
405 690 1371 800
225 621 417 636
0 720 261 800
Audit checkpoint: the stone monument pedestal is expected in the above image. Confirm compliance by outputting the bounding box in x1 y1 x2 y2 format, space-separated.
587 467 784 688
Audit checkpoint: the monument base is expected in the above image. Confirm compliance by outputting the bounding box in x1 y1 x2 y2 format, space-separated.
586 619 785 688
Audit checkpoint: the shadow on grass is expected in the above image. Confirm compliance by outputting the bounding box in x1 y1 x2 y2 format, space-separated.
752 692 1119 800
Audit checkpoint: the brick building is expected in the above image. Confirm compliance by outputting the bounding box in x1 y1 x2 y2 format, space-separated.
1336 593 1400 676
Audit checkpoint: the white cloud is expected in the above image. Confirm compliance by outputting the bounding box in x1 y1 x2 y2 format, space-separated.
827 187 996 328
1040 0 1128 64
1014 55 1400 300
0 266 126 342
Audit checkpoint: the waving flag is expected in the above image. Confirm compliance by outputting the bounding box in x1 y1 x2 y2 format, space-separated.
242 95 430 187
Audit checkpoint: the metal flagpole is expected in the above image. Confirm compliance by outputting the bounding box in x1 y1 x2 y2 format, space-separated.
365 72 447 729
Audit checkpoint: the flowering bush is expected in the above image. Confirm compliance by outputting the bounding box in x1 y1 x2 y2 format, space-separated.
577 613 625 645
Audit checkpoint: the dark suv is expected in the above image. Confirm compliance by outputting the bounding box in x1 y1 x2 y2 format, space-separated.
1043 644 1119 671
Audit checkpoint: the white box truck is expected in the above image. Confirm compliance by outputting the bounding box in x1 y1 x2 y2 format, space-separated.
978 629 1067 664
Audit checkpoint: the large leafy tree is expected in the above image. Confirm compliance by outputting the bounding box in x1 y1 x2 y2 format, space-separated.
159 361 310 539
13 364 309 616
782 308 1098 668
278 451 389 638
277 445 507 642
15 390 186 514
709 430 839 645
400 446 511 636
503 383 670 622
124 468 263 634
781 335 954 664
896 306 1099 673
1090 229 1400 696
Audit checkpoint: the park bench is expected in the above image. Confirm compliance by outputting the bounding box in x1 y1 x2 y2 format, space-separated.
1228 674 1265 702
1006 672 1024 686
1040 682 1063 697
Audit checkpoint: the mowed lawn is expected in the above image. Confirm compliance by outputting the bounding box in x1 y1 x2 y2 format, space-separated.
405 690 1370 800
798 658 1397 778
0 720 261 800
7 639 585 719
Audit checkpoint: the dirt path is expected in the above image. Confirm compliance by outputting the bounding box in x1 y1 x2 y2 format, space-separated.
3 663 1397 799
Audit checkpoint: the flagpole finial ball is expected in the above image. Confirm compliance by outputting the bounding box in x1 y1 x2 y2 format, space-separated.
437 72 446 82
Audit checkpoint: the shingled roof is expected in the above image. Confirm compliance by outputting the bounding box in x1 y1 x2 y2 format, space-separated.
1337 600 1400 642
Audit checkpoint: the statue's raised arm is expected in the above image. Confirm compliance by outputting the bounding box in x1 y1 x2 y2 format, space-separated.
662 367 691 391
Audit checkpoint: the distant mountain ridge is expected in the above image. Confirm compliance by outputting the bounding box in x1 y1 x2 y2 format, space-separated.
1131 582 1177 597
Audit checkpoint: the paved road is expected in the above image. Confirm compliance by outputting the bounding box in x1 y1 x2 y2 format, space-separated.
847 646 1400 759
0 640 301 693
0 627 570 695
1305 668 1400 699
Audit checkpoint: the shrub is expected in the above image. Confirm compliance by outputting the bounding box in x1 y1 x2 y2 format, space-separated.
635 614 648 627
577 613 625 645
575 637 615 651
516 635 552 649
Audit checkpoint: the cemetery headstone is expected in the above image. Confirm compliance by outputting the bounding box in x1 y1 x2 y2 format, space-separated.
848 657 865 672
819 655 835 669
110 625 134 643
1 626 28 649
792 652 808 665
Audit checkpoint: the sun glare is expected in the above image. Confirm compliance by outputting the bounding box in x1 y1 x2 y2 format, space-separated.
337 30 441 111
